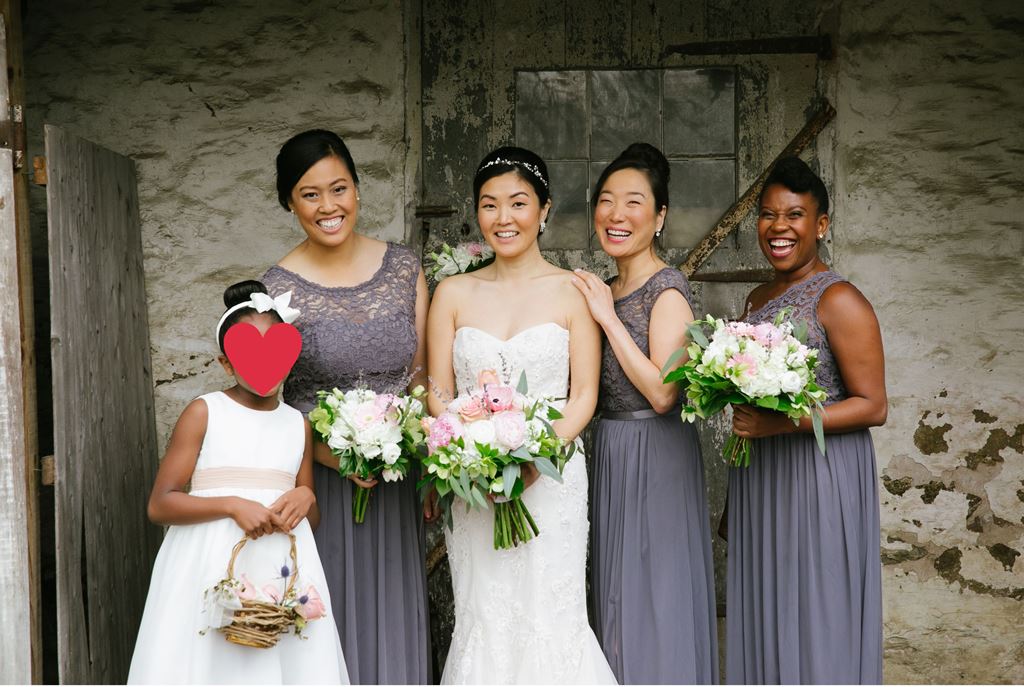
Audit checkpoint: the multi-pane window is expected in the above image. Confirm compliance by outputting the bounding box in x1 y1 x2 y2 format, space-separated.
515 67 737 250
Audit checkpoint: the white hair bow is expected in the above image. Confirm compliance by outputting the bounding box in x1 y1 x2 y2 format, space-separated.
215 290 301 342
249 291 300 324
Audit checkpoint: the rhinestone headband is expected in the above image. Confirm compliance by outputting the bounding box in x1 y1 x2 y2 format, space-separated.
479 157 549 189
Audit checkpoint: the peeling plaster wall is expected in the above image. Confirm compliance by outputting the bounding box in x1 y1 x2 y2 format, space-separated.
25 0 414 448
834 1 1024 682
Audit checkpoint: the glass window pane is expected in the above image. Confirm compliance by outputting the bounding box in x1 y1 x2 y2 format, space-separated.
664 68 736 156
665 159 736 249
589 70 661 160
542 161 590 250
516 71 588 160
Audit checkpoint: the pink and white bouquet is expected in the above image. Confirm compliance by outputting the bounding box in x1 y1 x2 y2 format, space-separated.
425 241 495 282
418 370 575 549
662 310 827 466
309 386 426 522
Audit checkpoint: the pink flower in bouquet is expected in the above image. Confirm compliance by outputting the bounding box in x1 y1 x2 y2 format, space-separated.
428 412 465 452
751 322 780 347
296 585 326 621
236 574 259 601
483 384 516 413
726 321 753 337
457 395 488 422
728 352 758 378
492 411 527 450
466 242 485 257
477 369 501 387
373 393 400 421
354 400 385 429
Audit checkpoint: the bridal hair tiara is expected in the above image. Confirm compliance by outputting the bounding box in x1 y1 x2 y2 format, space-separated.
479 158 549 189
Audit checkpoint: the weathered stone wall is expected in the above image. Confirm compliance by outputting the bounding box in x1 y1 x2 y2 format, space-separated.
25 0 414 447
833 1 1024 682
22 0 1023 683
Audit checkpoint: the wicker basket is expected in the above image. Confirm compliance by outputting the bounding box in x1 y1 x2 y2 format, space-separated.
218 533 299 649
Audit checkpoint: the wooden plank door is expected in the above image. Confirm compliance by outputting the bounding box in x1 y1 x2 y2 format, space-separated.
46 125 162 684
0 12 31 679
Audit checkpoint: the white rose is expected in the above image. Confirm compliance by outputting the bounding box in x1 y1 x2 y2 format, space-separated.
779 371 803 394
381 442 402 466
466 419 497 447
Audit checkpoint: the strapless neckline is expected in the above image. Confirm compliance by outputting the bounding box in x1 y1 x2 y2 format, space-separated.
454 322 568 344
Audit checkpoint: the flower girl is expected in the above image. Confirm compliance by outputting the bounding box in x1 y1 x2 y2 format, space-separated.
128 280 349 684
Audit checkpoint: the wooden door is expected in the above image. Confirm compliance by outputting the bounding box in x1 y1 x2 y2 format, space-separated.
47 126 162 684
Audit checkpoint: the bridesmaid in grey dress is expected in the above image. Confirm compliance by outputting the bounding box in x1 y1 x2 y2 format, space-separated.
262 130 430 684
572 143 718 684
726 157 886 684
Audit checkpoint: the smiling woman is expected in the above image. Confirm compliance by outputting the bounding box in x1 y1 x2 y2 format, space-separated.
260 130 431 684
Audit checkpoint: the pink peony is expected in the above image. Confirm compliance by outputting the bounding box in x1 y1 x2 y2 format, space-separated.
483 384 516 413
750 323 780 347
457 395 488 422
466 242 485 257
492 411 527 451
296 585 326 621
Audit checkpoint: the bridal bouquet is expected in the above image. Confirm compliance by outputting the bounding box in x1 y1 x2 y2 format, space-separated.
418 370 575 549
425 241 494 282
662 310 827 467
309 386 426 523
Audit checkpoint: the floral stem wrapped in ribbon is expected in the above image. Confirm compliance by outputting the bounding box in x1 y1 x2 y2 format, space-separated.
418 370 574 549
309 386 427 523
662 309 828 467
424 241 495 282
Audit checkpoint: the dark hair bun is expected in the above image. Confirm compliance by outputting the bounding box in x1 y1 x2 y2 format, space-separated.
223 280 268 308
620 142 670 183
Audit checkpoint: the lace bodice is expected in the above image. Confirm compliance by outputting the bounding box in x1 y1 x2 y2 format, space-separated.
453 323 570 398
262 242 420 412
744 270 849 404
599 268 694 413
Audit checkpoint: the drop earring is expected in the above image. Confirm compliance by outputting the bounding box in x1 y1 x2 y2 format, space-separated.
539 220 547 235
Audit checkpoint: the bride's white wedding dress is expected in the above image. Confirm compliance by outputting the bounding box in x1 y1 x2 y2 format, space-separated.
442 323 617 685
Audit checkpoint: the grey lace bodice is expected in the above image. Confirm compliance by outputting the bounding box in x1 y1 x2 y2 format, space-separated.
262 242 420 413
744 270 849 404
599 268 695 413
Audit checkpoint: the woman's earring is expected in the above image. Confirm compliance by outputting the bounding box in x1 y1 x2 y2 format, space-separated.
539 221 547 235
655 229 662 238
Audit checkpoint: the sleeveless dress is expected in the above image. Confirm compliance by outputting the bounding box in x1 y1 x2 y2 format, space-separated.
263 242 430 685
590 268 719 684
128 391 349 684
726 270 883 684
442 323 617 685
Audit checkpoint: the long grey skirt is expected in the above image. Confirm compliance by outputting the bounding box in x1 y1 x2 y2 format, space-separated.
726 429 882 684
590 413 719 684
312 462 430 685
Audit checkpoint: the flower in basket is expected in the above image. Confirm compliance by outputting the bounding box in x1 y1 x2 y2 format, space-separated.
425 241 495 282
662 309 828 467
309 385 427 523
201 544 327 646
418 370 576 549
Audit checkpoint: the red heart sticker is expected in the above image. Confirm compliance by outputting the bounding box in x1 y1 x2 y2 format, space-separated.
223 322 302 395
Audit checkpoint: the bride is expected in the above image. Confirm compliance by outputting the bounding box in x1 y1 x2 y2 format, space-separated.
426 146 617 684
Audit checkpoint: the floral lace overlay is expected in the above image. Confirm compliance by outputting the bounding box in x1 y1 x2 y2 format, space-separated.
262 242 420 412
745 270 849 404
599 268 695 413
443 324 615 684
